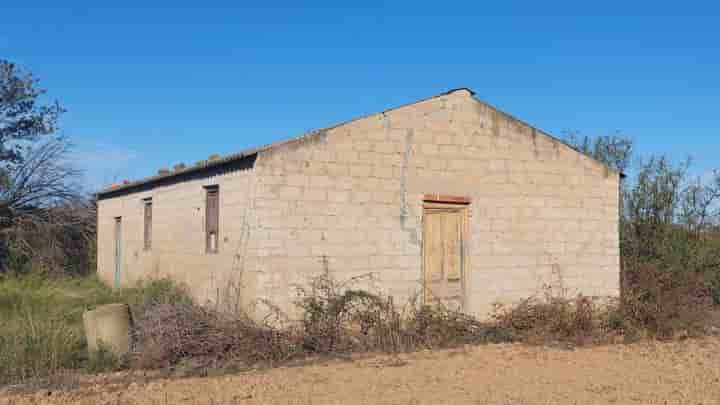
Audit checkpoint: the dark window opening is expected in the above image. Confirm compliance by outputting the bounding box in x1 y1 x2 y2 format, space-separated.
205 186 219 253
143 198 152 250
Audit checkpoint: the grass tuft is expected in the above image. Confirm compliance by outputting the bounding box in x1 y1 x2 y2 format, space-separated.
0 273 193 386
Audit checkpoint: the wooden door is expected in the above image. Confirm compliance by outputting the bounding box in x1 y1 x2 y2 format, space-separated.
423 204 467 309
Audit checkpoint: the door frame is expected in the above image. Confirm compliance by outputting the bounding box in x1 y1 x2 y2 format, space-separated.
421 194 471 310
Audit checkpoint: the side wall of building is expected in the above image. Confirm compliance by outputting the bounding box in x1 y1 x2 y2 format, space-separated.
97 166 259 311
246 90 620 318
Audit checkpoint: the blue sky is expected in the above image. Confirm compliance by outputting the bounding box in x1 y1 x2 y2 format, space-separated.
2 2 718 190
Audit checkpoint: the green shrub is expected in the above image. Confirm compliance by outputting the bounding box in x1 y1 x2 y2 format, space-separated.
113 277 194 318
620 263 714 339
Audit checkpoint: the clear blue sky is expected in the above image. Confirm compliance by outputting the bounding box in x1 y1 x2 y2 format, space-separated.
2 1 718 189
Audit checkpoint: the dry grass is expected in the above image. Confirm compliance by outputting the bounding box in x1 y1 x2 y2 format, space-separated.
0 275 194 387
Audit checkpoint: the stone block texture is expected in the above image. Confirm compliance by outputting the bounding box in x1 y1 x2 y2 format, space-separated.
97 89 620 319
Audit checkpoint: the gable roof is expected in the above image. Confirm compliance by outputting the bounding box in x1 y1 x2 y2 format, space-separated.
96 88 621 200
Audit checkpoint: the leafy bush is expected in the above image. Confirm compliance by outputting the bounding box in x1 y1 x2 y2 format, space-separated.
114 277 194 319
620 263 714 339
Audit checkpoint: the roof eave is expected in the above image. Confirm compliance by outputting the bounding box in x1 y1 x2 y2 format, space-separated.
95 149 260 200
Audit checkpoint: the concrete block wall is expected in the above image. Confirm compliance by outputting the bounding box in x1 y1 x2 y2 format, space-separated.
97 89 620 320
97 167 259 311
245 89 620 318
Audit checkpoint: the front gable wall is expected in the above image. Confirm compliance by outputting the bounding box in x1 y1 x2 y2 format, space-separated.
247 90 620 318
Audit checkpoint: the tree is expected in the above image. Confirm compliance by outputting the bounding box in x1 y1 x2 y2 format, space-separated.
1 59 76 220
564 132 633 174
680 170 720 237
565 133 720 304
0 61 63 164
1 138 81 213
0 59 89 274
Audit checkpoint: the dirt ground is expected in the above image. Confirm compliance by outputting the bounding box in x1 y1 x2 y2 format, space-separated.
3 337 720 405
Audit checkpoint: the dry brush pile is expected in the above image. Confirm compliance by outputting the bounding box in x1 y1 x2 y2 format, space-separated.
127 266 718 377
129 273 512 375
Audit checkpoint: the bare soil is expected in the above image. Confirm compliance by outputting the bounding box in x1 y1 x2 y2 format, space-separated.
3 337 720 405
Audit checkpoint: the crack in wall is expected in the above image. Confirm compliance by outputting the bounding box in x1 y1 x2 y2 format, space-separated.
381 112 419 246
399 127 411 225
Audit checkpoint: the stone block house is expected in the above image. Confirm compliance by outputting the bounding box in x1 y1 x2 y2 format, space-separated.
96 88 621 319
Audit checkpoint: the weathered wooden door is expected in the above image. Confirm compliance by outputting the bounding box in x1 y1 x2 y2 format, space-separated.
422 203 467 309
114 217 122 288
